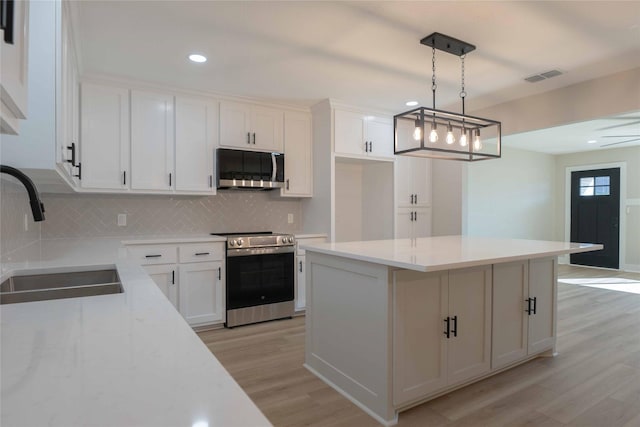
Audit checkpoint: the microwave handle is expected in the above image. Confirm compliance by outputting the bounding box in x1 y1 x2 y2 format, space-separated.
271 153 277 182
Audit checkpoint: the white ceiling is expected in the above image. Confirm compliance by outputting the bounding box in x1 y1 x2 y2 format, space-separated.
74 1 640 154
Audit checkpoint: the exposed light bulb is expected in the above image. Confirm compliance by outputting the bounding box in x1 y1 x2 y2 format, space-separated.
459 129 468 147
413 126 422 141
446 123 455 145
473 129 482 150
428 122 438 143
188 54 207 63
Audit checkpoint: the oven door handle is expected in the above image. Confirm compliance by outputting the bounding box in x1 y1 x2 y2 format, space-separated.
271 152 277 182
226 246 295 257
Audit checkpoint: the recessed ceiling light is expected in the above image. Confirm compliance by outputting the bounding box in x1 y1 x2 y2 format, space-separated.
405 101 419 107
188 54 207 63
587 140 597 144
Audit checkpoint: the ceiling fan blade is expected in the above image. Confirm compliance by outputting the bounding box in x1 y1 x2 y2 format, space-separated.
602 134 640 138
601 138 640 147
597 120 640 131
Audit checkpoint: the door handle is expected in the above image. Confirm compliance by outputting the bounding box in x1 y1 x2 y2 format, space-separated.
66 143 76 166
451 315 457 337
525 298 532 315
247 132 251 144
195 252 210 256
123 171 127 186
169 173 172 187
172 270 175 285
209 175 213 188
532 296 537 315
252 132 256 145
73 163 82 180
443 317 450 338
145 254 162 258
218 267 221 280
286 179 290 190
299 260 303 272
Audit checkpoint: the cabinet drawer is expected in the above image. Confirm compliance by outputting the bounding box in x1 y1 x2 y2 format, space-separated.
179 243 224 263
127 245 178 265
296 237 327 256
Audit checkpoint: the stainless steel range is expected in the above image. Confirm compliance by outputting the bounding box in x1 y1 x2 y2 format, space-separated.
213 232 295 328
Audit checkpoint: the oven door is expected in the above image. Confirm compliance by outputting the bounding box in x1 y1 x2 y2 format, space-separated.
226 249 294 310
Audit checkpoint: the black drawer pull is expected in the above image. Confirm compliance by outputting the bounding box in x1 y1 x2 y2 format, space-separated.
451 315 458 337
299 260 303 272
195 252 210 256
218 267 221 280
145 254 162 258
443 317 450 338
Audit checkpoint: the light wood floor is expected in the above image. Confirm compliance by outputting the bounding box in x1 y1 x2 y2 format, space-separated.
198 265 640 426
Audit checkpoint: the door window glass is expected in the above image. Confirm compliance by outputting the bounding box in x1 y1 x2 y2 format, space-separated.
579 176 610 197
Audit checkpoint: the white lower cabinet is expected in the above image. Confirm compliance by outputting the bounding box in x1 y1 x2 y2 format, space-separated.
294 236 327 311
492 257 557 370
143 264 178 309
179 261 224 326
393 265 492 406
126 242 225 327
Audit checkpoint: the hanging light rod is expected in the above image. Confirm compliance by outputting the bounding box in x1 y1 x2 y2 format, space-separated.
394 32 501 162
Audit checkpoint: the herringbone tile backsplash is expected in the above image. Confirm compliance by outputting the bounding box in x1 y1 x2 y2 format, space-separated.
1 178 41 257
40 191 302 238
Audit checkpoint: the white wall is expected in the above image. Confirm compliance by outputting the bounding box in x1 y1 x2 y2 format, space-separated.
432 160 464 236
466 147 555 240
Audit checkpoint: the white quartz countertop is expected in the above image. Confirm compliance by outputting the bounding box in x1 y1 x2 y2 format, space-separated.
1 238 271 427
302 235 603 272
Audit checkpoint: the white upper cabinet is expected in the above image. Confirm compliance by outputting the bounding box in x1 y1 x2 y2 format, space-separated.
130 90 175 191
396 155 432 208
219 100 283 152
0 0 29 135
80 83 130 190
334 109 394 159
282 111 312 197
175 96 218 193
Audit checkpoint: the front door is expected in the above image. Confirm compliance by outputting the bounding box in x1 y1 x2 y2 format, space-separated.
570 168 620 269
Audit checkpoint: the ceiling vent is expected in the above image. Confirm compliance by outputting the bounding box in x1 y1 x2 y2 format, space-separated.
524 69 563 83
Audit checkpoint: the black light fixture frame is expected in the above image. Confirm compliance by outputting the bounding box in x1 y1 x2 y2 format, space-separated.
394 32 502 162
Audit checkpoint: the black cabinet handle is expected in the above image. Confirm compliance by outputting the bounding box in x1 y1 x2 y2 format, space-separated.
123 171 126 186
73 162 82 180
171 270 175 285
247 132 251 144
444 317 450 338
145 254 162 258
414 211 417 222
209 175 213 188
299 260 303 272
66 143 76 166
169 173 172 187
532 296 537 315
370 141 373 152
525 298 532 315
252 132 256 145
195 252 210 256
451 315 458 337
414 194 417 204
218 267 221 280
286 179 290 190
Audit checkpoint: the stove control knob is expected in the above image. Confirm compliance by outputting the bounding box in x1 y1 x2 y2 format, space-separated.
288 237 294 244
229 240 236 247
237 239 244 246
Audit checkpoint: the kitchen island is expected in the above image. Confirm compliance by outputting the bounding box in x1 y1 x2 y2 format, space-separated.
302 236 602 426
1 238 271 427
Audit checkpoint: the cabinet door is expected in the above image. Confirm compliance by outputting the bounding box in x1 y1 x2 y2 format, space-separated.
395 208 413 239
282 111 312 197
528 257 557 354
179 261 224 326
395 156 414 208
0 0 29 134
413 208 432 238
492 261 528 370
393 270 448 405
143 264 178 309
219 100 251 149
59 8 77 179
334 109 365 156
295 255 306 311
412 157 432 207
131 90 175 191
366 118 394 158
80 83 130 190
251 105 283 152
175 97 217 193
447 265 492 386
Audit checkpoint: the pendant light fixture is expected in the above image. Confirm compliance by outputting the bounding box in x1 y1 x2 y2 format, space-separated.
394 33 501 161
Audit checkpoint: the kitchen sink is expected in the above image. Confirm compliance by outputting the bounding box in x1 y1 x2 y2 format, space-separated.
0 269 123 304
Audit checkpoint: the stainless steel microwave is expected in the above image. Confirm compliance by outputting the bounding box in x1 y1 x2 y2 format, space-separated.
216 149 284 190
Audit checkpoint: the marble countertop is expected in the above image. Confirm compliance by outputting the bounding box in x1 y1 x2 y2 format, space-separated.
302 235 603 272
1 238 271 427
